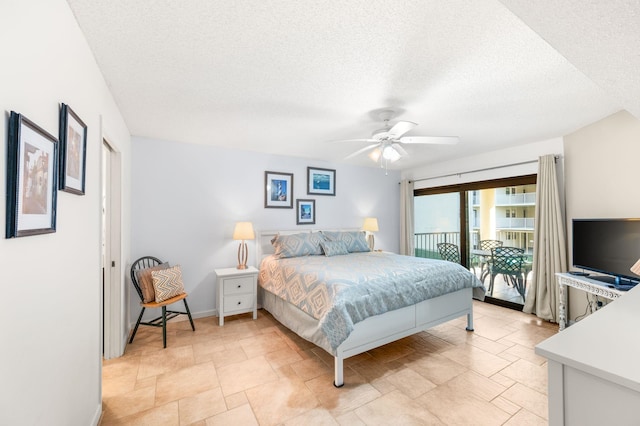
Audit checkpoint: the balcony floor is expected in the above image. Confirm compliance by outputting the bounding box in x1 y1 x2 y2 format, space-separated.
472 268 533 306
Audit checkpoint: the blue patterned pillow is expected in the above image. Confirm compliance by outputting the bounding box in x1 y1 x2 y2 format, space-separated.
321 231 370 253
320 240 349 257
272 232 325 258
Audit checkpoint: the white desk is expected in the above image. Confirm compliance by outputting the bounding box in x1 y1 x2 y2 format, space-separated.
556 272 625 330
536 282 640 425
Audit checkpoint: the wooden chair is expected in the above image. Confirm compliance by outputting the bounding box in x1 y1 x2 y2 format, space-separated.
129 256 195 348
489 246 526 301
437 242 460 264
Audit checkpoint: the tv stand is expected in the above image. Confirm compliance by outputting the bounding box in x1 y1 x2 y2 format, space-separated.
556 272 626 330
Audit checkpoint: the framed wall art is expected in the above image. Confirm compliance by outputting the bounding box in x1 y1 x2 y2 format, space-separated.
307 167 335 196
58 103 87 195
296 199 315 225
6 111 58 238
264 171 293 208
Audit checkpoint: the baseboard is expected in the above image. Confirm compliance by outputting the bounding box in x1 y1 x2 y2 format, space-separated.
91 403 101 426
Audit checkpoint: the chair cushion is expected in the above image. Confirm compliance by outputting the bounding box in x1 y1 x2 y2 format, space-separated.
152 265 186 303
320 240 349 257
136 262 170 303
321 231 370 253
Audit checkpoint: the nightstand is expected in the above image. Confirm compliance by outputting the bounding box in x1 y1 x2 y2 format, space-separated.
214 266 258 326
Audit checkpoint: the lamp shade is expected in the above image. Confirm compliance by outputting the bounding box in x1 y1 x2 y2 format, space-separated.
233 222 255 240
631 258 640 276
362 217 379 232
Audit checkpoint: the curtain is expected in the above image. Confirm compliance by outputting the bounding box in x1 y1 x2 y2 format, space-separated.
400 179 415 256
523 155 567 322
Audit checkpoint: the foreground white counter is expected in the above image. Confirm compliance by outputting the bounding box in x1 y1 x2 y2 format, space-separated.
535 283 640 425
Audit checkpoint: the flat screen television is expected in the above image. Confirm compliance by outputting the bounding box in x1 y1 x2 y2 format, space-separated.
572 218 640 287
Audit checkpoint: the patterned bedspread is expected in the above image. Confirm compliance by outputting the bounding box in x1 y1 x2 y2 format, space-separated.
259 252 485 351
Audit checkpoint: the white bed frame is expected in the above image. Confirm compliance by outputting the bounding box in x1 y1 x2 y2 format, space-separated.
257 229 475 387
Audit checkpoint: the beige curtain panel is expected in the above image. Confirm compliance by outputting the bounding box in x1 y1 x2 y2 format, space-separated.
523 154 567 321
400 179 415 256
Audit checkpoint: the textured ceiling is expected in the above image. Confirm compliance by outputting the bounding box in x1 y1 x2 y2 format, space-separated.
65 0 634 170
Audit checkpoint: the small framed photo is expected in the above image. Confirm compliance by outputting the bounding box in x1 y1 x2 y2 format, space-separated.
58 103 87 195
6 111 58 238
307 167 335 196
296 199 315 225
265 171 293 208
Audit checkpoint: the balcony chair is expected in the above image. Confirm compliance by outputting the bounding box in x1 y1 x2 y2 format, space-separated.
488 246 526 301
474 239 504 283
129 256 195 348
436 242 461 264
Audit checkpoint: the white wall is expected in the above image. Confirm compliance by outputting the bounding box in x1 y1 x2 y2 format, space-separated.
564 110 640 319
130 137 400 320
0 1 131 425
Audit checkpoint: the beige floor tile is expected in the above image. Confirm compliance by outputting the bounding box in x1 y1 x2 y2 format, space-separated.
355 390 443 425
417 384 511 426
290 356 333 381
264 346 305 369
501 383 548 420
205 404 259 425
136 345 195 380
367 340 415 363
178 387 227 425
443 370 506 402
224 391 248 410
491 395 521 415
502 343 548 366
284 407 339 425
155 361 220 405
440 343 514 377
504 408 547 425
500 359 548 395
101 386 156 422
384 367 437 399
310 371 382 418
469 333 514 355
209 346 248 368
406 352 467 385
239 330 291 358
103 401 179 426
217 355 279 396
335 410 366 426
246 377 319 426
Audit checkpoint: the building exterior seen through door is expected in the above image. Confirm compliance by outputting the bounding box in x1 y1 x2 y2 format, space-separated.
414 175 537 309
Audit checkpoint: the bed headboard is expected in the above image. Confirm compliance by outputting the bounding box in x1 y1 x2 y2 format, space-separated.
257 228 360 261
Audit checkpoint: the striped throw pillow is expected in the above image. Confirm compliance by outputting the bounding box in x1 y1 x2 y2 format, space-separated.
151 265 185 302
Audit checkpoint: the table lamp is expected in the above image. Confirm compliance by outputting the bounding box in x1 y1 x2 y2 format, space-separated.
362 217 379 251
233 222 255 269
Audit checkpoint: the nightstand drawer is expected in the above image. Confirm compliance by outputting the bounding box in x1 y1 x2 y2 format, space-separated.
224 294 254 313
223 276 254 295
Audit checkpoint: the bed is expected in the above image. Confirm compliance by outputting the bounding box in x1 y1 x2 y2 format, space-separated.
257 229 485 387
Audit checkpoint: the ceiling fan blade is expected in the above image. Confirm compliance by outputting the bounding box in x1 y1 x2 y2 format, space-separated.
391 143 408 157
344 143 380 160
387 121 417 138
399 136 459 145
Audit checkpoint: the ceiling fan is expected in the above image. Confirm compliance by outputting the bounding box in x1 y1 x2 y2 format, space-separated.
337 109 459 168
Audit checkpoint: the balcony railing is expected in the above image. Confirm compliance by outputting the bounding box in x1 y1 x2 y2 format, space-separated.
495 217 535 229
414 231 480 259
495 193 536 205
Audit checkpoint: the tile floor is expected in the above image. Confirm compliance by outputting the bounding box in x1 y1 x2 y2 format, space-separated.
100 301 557 425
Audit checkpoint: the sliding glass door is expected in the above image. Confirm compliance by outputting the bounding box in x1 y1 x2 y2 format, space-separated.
415 175 536 309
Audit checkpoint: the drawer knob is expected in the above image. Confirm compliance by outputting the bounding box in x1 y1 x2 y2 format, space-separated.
237 301 241 305
237 285 241 288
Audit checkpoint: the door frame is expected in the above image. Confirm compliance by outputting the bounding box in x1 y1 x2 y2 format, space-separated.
101 128 123 360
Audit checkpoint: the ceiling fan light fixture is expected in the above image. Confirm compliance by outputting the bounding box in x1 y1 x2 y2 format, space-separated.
369 148 382 162
382 145 400 162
